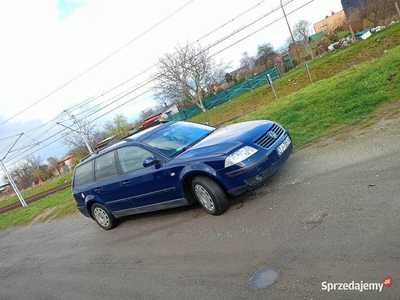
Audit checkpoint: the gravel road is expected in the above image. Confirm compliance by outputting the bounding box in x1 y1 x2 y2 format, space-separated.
1 102 399 300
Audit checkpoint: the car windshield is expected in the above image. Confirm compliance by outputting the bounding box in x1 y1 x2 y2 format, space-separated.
142 122 215 157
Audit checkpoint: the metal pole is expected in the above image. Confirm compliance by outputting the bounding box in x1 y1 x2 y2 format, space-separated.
304 61 313 84
280 0 302 64
79 130 94 154
0 159 27 207
271 83 279 100
63 110 94 154
266 74 279 100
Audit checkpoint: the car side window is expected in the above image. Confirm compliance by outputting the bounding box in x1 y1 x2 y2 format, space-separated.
117 146 154 173
94 151 118 180
74 161 94 186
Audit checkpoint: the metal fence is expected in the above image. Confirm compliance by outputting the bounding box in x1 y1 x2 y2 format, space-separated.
167 65 281 121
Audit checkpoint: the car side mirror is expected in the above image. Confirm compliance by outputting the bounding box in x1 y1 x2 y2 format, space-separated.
143 157 159 168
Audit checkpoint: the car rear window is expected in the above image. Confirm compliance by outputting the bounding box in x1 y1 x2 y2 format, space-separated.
73 161 94 186
94 151 118 180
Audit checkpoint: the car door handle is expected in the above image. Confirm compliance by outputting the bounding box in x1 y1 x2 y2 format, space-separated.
122 180 131 186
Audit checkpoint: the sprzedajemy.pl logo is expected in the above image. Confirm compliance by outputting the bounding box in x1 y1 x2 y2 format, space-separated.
321 277 392 293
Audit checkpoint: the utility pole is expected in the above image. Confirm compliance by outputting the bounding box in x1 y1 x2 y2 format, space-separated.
280 0 302 64
0 159 27 207
395 2 400 17
0 132 27 207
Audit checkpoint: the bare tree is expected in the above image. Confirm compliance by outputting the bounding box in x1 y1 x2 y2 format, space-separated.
346 0 399 31
293 19 314 60
8 155 48 189
293 20 312 43
11 161 33 189
357 0 398 26
152 43 230 112
140 107 155 121
239 51 256 75
255 43 277 70
26 155 43 171
47 156 59 176
60 117 103 155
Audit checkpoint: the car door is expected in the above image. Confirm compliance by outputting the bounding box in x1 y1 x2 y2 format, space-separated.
92 150 135 212
116 145 180 211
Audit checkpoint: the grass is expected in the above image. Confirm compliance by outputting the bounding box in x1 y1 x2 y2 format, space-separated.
0 189 77 230
0 23 399 231
0 172 73 209
189 22 400 126
231 47 400 148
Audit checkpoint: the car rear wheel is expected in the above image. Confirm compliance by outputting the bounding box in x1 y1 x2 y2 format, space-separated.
191 176 229 215
91 203 119 230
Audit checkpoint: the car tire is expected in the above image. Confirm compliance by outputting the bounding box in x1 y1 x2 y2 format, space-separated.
191 176 229 215
91 203 119 230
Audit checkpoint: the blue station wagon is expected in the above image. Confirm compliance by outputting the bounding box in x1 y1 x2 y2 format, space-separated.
72 120 292 230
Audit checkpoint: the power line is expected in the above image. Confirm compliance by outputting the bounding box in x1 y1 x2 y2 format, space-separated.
0 0 195 127
2 0 313 168
36 0 270 124
1 0 272 158
52 1 288 124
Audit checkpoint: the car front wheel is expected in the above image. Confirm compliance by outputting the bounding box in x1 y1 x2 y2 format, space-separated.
91 203 119 230
191 176 229 215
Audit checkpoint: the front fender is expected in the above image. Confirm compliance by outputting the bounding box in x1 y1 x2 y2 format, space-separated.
180 163 217 180
179 163 228 193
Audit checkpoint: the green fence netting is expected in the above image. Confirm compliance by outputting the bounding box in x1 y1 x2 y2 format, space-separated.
167 65 280 121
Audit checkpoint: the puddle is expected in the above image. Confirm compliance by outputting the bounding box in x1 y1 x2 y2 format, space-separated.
250 267 279 289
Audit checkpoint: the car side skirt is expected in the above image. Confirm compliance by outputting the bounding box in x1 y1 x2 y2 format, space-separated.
112 198 190 218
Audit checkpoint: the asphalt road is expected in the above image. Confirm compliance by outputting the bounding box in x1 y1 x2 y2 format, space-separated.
1 111 399 300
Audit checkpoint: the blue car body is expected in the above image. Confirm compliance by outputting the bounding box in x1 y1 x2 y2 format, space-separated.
71 120 292 228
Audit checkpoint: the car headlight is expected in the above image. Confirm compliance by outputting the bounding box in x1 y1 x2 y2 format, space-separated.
225 146 258 168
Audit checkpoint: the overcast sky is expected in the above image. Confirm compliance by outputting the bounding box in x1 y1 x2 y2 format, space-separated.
0 0 343 182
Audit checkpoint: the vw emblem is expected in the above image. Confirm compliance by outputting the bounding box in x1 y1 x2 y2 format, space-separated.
268 131 278 139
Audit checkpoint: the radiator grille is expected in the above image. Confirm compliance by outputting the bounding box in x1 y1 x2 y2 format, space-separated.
254 123 284 149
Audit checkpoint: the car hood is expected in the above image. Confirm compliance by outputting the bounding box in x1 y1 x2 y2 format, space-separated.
178 120 274 158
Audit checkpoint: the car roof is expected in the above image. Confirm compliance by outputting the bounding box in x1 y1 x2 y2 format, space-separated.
77 121 177 164
128 121 175 142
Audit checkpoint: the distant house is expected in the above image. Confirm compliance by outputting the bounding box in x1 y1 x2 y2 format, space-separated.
141 104 179 128
314 10 347 34
56 154 75 175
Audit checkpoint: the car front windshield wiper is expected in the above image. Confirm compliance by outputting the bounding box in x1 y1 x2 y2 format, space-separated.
172 129 216 157
174 146 187 156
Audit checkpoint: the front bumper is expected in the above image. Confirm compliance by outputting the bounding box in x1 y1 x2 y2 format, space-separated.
227 141 292 196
